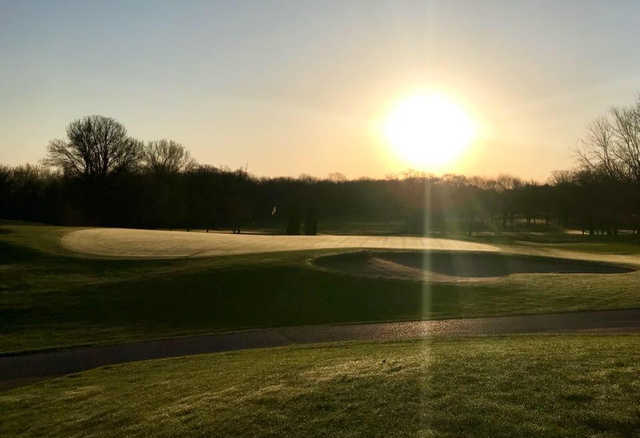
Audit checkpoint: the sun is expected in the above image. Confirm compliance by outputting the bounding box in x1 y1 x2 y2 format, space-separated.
384 93 476 169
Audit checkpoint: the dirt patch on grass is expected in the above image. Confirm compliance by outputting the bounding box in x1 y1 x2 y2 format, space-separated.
314 251 635 282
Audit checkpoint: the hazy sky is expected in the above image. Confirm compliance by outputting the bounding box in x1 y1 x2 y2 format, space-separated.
2 0 640 181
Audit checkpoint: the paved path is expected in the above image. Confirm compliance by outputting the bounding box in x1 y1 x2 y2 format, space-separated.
2 309 639 384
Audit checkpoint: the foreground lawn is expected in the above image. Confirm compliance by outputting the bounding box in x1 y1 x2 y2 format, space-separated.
2 224 640 353
2 334 639 437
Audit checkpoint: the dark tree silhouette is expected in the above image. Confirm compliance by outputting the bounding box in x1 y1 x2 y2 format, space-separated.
4 160 640 236
286 208 301 235
304 207 318 235
4 99 640 236
579 98 640 184
143 139 195 174
44 115 142 178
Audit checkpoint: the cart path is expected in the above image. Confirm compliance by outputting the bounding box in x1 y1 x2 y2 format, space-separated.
2 309 639 385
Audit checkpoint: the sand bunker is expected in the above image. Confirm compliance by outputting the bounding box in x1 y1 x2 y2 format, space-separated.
61 228 497 258
314 251 634 282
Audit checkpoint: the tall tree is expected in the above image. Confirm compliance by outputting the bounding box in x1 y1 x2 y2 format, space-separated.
143 139 195 174
579 98 640 184
44 115 142 177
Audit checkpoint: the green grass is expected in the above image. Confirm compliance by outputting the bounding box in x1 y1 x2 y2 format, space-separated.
471 231 640 255
2 223 640 353
317 219 407 235
4 224 639 437
2 334 639 437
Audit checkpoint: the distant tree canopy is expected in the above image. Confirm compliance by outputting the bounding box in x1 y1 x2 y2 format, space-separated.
45 115 142 178
3 109 640 236
143 139 195 174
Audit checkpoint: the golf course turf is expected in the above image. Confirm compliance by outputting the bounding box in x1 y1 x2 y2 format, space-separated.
60 227 497 258
3 223 640 436
315 250 634 281
2 223 640 353
2 334 639 437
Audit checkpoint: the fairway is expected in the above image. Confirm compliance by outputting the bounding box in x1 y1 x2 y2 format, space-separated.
61 228 497 258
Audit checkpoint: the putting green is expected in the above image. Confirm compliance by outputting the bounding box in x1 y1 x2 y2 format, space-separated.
61 228 497 258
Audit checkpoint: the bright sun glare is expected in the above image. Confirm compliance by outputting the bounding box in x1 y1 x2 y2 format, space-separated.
384 93 476 169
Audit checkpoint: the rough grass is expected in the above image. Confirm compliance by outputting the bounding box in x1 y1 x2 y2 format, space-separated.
2 334 639 437
2 224 640 353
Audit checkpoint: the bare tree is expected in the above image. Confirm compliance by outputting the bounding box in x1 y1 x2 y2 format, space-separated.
44 115 142 177
143 139 195 174
328 172 347 182
579 98 640 183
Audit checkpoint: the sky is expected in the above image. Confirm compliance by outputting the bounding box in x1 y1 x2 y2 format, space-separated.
2 0 640 181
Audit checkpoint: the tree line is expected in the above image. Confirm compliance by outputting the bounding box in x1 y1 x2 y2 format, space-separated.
2 103 640 236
